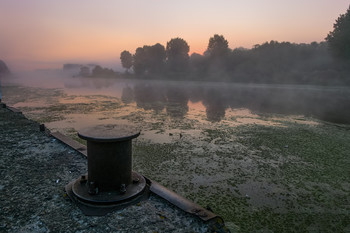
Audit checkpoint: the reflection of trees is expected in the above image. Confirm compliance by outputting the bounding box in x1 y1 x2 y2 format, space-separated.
188 86 205 103
64 77 114 89
202 89 228 122
126 82 350 124
134 84 166 112
132 84 189 118
165 87 189 118
121 86 134 104
205 103 226 122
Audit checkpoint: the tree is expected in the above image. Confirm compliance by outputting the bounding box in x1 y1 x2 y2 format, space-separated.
326 5 350 60
148 43 166 74
166 38 190 73
120 50 133 72
133 47 147 75
206 34 229 58
79 66 90 77
204 34 230 78
92 65 115 77
92 65 104 76
189 53 207 79
132 43 166 76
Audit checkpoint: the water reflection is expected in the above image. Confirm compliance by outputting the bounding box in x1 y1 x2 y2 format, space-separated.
121 86 134 104
121 82 350 124
165 86 189 118
6 71 348 124
201 89 229 122
134 84 166 112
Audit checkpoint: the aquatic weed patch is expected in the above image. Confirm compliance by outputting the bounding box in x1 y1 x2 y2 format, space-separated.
236 123 350 184
230 122 350 232
133 122 349 232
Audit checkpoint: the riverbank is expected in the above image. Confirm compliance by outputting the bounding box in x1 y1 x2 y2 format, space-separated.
0 106 224 232
2 82 350 232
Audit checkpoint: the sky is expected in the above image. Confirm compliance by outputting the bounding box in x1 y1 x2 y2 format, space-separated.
0 0 349 71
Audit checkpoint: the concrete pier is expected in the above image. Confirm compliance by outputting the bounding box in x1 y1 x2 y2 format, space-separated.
0 106 227 232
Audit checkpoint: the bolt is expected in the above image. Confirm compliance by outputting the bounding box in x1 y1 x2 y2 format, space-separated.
120 184 126 194
192 209 201 213
80 175 87 184
39 124 45 132
132 177 140 184
88 182 98 195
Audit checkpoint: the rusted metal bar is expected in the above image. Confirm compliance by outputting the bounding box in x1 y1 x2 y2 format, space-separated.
6 106 22 113
51 131 87 156
148 179 222 222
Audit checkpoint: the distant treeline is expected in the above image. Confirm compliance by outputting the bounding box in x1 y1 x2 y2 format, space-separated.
119 37 350 85
118 6 350 85
85 6 350 85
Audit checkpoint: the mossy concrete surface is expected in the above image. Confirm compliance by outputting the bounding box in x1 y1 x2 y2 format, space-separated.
0 107 221 233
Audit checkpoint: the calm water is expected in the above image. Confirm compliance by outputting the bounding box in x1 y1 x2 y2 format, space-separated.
2 71 350 138
3 71 349 232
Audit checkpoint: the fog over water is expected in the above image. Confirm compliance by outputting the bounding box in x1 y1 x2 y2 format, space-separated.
3 70 350 125
2 67 350 233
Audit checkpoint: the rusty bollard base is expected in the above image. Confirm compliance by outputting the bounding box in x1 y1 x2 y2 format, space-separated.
65 124 147 216
65 172 149 216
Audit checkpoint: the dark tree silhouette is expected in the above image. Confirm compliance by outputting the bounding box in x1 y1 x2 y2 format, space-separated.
132 44 166 76
79 66 90 77
166 38 190 73
92 65 104 76
326 5 350 60
120 50 133 72
133 47 147 75
205 34 230 79
206 34 229 58
120 34 349 85
147 43 166 74
92 65 115 77
189 53 207 79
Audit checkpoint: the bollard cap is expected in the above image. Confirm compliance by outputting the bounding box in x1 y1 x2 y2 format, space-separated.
78 124 140 142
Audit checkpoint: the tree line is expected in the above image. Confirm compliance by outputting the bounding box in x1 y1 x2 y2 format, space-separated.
120 40 349 85
117 6 350 85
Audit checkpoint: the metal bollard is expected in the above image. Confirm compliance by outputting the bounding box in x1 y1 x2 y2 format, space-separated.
65 124 149 216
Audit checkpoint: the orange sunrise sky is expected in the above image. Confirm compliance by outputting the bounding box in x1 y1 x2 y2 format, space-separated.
1 0 349 71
